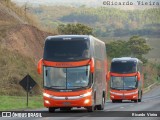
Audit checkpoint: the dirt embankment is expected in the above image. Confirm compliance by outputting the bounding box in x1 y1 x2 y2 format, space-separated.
0 1 52 96
2 24 49 62
0 1 51 62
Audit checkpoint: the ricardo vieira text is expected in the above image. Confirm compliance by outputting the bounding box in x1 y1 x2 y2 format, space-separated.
103 1 160 6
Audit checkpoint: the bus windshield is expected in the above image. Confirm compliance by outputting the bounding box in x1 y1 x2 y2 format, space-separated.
43 66 90 90
111 61 137 73
111 76 138 90
43 38 90 62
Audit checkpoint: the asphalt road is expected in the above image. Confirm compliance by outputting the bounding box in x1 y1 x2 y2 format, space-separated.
1 85 160 120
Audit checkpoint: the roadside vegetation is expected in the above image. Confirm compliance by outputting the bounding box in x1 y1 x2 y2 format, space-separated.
56 23 160 89
0 96 43 111
0 0 159 110
30 5 160 37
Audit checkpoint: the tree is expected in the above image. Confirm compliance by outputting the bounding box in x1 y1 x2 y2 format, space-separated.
57 23 93 35
128 36 151 63
106 36 151 63
106 40 130 58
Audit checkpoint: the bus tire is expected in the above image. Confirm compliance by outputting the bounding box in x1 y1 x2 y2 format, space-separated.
97 96 105 110
86 105 95 112
134 100 138 103
118 100 122 103
49 107 55 113
138 99 141 102
138 91 142 102
112 100 116 103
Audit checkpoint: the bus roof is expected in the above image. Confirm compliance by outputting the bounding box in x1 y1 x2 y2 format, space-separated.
45 35 91 40
112 57 142 63
45 35 105 44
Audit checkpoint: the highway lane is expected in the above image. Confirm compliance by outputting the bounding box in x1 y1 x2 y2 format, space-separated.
1 85 160 120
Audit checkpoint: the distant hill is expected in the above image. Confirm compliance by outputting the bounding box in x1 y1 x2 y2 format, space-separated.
29 5 160 37
28 5 160 60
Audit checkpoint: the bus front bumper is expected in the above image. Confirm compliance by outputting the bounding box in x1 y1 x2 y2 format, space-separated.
43 93 93 108
110 91 138 100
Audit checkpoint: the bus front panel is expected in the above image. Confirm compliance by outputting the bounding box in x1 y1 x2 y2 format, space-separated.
110 76 138 100
43 65 94 108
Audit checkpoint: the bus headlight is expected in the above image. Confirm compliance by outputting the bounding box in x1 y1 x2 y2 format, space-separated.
80 91 92 98
84 99 90 104
43 93 51 98
44 100 50 104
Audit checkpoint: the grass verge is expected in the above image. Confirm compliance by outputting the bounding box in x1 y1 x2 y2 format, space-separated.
0 95 43 111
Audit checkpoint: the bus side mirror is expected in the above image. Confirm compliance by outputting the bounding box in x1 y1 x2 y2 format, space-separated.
90 58 94 73
106 71 110 81
37 59 43 74
137 72 141 81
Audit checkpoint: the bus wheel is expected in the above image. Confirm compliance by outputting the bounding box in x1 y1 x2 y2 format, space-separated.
86 105 95 112
138 92 142 102
138 99 141 102
134 100 138 103
112 100 116 103
49 107 55 113
97 97 105 110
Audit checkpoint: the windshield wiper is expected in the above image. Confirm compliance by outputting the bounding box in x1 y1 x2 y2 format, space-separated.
67 86 87 89
125 87 136 89
50 86 65 88
111 87 123 90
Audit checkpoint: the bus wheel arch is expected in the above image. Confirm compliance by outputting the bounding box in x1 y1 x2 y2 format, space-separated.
97 91 105 110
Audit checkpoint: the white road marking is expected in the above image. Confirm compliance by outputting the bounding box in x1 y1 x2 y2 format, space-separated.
120 107 124 109
106 109 110 111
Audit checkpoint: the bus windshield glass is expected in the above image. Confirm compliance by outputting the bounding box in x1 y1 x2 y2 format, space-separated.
43 38 90 61
43 66 90 90
111 61 137 73
110 76 138 90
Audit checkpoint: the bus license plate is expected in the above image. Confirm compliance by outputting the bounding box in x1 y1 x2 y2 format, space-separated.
63 102 71 106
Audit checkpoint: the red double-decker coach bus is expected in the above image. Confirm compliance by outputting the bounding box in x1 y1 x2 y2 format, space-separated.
37 35 107 112
107 57 143 103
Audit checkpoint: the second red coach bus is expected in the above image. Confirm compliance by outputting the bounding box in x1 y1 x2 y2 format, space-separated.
107 57 143 103
37 35 107 112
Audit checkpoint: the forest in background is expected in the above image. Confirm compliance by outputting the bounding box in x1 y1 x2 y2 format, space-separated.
27 5 160 60
29 6 160 37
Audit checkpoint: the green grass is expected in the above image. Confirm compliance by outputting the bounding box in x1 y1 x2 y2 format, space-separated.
0 95 43 111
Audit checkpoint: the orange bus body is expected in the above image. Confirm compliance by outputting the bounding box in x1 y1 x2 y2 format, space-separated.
108 57 143 103
38 35 107 112
110 72 140 102
42 59 93 108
